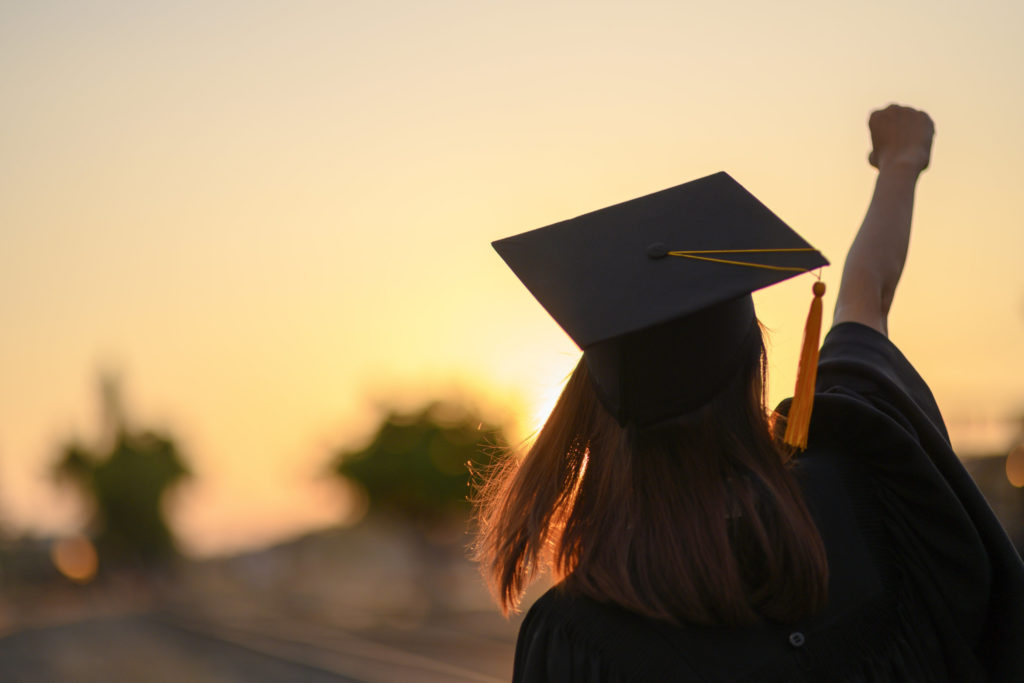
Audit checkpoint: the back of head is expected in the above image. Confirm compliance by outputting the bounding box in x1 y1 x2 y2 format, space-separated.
474 323 828 626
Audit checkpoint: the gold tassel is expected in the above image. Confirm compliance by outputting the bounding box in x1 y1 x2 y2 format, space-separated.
783 281 826 450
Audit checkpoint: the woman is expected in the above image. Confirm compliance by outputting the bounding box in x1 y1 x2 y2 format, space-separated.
475 105 1024 681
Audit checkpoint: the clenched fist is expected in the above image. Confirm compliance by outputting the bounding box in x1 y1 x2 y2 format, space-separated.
867 104 935 173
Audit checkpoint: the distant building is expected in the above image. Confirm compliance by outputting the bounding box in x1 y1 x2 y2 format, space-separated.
962 455 1024 554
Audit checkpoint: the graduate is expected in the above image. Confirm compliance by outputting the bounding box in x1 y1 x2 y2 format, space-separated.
474 105 1024 681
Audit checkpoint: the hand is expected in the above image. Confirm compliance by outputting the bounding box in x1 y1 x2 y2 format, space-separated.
867 104 935 173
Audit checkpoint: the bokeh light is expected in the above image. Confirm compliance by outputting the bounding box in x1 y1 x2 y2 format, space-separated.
1006 443 1024 488
50 535 99 584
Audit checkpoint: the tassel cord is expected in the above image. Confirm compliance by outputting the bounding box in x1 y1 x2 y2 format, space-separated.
783 281 826 450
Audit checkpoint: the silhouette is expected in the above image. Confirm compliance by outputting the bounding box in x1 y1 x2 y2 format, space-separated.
480 107 1024 680
53 375 190 571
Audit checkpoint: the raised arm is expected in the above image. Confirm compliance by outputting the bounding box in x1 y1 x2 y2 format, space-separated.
833 105 935 336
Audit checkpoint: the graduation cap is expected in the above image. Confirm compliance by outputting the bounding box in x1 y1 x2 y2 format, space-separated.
493 171 829 448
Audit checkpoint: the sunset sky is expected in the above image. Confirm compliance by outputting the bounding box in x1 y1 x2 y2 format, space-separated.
2 0 1022 556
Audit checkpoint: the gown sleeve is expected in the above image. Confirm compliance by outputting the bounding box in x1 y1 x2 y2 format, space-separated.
810 321 1024 680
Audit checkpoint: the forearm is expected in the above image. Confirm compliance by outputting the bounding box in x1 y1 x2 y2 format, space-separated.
833 165 922 335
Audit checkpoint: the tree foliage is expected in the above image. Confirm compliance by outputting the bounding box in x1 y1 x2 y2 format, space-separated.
53 376 190 568
332 402 508 525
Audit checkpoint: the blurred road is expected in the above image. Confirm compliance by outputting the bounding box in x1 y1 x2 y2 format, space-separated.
0 613 355 682
0 522 541 681
0 605 517 682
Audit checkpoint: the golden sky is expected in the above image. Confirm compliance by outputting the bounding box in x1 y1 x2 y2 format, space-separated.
2 0 1022 555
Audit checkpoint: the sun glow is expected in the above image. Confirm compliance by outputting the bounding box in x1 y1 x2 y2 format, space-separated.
1 0 1021 556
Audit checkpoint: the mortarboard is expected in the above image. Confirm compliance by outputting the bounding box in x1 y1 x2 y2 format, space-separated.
493 172 829 446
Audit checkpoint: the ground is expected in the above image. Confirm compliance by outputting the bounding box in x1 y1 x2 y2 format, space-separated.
0 519 545 682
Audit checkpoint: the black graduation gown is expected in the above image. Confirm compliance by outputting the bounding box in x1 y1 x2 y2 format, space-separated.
513 322 1024 682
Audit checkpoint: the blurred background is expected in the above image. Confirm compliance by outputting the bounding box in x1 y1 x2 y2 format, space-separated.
1 0 1022 680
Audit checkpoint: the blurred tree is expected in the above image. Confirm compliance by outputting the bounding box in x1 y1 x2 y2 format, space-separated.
331 402 508 527
53 375 190 569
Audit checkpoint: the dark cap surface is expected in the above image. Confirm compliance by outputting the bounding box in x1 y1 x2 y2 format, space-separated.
492 171 827 350
493 171 828 425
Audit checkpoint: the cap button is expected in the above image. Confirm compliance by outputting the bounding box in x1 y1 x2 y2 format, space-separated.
646 242 669 259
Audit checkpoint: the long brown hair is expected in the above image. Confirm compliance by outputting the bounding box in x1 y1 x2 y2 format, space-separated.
473 325 828 626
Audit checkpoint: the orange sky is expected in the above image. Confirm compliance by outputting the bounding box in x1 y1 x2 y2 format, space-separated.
2 1 1022 556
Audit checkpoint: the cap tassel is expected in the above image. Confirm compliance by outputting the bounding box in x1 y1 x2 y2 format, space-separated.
783 281 826 450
